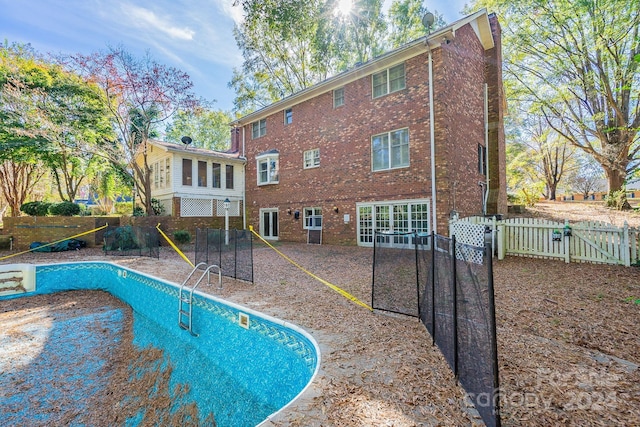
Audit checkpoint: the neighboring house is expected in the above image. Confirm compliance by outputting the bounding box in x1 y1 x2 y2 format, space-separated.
231 9 507 246
137 140 246 222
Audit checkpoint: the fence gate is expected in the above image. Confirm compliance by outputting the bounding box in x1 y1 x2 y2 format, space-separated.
451 216 639 266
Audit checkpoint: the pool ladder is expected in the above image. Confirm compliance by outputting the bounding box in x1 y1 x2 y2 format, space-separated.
178 262 221 336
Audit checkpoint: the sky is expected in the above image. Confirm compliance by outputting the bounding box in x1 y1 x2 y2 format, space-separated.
1 0 470 112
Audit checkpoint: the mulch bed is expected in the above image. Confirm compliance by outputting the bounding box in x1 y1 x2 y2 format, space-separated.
0 239 638 426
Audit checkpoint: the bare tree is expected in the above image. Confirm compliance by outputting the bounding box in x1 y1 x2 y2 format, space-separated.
67 47 198 214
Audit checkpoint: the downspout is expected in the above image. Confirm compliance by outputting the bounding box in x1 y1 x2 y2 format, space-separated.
242 126 247 229
427 40 438 234
483 83 490 215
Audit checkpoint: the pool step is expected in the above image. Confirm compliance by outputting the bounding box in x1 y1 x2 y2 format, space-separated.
178 262 221 337
0 264 36 297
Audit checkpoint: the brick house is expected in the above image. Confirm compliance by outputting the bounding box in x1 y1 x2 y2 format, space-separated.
137 140 246 223
231 9 507 246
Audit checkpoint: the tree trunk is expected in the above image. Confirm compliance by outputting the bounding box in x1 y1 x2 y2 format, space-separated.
547 185 557 201
603 165 627 193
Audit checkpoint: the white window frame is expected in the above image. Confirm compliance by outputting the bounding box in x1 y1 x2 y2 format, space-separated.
333 87 344 108
284 108 292 125
165 158 171 189
356 199 430 247
303 148 320 169
252 119 267 139
371 127 410 171
257 153 279 185
303 207 322 229
372 63 406 98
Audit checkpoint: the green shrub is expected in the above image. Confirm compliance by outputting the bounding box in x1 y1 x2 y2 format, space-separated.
151 198 166 215
173 230 191 245
48 201 81 216
114 201 134 215
20 201 52 216
604 189 632 210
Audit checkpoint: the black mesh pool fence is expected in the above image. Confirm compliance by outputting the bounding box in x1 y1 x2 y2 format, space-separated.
372 231 500 427
103 226 159 258
194 228 254 283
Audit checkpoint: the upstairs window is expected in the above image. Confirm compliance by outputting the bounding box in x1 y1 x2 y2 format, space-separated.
212 163 221 188
252 119 267 139
257 152 279 185
372 128 409 171
304 148 320 169
478 144 487 175
165 158 171 188
333 87 344 108
198 161 207 187
226 165 234 189
284 108 293 125
182 158 192 186
372 63 406 98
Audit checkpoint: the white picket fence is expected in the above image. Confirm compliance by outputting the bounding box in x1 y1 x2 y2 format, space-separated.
450 216 640 266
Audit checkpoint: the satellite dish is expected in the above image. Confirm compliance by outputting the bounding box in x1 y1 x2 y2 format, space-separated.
422 12 435 32
181 136 192 145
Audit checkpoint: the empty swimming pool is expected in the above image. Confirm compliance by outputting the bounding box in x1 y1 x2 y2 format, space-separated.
0 262 320 426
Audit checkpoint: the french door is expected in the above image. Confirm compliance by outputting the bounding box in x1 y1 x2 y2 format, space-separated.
260 208 279 239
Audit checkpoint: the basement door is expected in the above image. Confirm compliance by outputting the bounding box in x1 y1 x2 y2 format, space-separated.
260 208 279 240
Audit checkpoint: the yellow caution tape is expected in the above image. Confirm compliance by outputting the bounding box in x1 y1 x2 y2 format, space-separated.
0 223 109 262
249 225 373 311
156 223 195 268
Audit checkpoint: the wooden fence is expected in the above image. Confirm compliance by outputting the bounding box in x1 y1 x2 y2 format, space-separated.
451 216 640 266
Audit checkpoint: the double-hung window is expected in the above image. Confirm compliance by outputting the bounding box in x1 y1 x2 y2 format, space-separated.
333 87 344 108
182 159 192 186
212 163 221 188
198 161 207 187
303 148 320 169
257 152 279 185
252 119 266 139
226 165 234 189
372 128 409 171
372 63 406 98
284 108 292 125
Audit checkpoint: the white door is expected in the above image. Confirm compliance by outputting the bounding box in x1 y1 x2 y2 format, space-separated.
260 208 279 239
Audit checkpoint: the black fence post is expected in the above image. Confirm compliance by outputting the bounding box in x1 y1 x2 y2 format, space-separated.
451 235 459 378
371 231 377 309
487 242 502 427
414 232 421 320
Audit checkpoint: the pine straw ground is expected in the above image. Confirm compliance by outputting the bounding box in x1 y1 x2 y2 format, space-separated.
0 201 639 426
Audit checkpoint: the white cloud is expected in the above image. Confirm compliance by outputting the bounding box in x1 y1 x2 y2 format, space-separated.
214 0 244 25
121 4 195 40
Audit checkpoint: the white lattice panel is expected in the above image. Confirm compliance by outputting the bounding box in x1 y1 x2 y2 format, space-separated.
452 222 485 247
216 199 240 217
451 222 485 265
181 198 213 217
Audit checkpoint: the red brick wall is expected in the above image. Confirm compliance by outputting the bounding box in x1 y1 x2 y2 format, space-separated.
125 216 243 244
3 216 244 250
243 18 505 244
485 14 508 215
433 23 489 229
4 217 121 250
